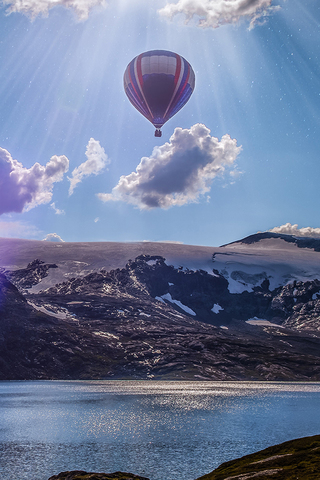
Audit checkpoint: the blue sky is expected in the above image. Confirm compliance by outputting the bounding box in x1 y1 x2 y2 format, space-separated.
0 0 319 246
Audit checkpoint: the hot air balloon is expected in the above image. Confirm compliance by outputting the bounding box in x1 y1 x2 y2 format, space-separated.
124 50 195 137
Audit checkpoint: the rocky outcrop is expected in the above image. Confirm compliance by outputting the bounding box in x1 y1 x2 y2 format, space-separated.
196 434 320 480
3 259 58 291
284 299 320 331
48 472 150 480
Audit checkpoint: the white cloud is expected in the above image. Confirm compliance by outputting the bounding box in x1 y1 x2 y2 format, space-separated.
0 220 41 239
158 0 281 30
68 138 110 196
97 123 241 210
94 217 100 223
50 202 65 215
1 0 107 21
42 233 65 242
0 147 69 215
268 223 320 238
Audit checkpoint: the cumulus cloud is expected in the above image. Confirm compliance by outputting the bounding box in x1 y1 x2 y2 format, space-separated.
43 233 65 242
98 123 241 210
68 138 110 196
268 223 320 238
0 220 41 239
0 147 69 215
158 0 281 30
1 0 107 21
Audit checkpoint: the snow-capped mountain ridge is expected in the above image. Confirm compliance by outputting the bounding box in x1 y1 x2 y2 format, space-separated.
1 233 320 295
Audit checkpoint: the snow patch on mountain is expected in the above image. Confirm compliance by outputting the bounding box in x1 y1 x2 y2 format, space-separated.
147 259 158 266
211 304 224 314
210 238 320 293
158 292 196 316
27 301 76 320
93 331 119 340
246 317 284 328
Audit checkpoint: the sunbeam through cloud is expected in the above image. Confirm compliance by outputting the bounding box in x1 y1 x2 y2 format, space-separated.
158 0 281 30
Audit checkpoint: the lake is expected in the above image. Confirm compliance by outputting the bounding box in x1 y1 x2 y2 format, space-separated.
1 381 320 480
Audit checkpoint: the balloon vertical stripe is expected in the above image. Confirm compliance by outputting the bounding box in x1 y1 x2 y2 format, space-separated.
174 54 181 87
132 55 153 122
163 54 186 120
136 54 144 91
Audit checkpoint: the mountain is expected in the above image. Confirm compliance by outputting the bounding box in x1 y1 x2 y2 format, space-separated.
1 233 320 380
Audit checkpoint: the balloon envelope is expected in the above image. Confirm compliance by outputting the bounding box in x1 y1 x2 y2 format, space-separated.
124 50 195 136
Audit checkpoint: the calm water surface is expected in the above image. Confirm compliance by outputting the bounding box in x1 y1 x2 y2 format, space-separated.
1 381 320 480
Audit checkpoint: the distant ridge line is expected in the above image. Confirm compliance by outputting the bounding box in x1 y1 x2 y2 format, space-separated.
222 231 320 252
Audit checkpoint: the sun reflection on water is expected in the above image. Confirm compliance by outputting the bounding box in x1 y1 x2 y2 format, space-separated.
1 381 320 480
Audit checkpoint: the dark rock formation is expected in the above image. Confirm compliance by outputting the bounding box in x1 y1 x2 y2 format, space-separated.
48 472 150 480
196 434 320 480
3 259 58 291
2 254 320 381
285 299 320 331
